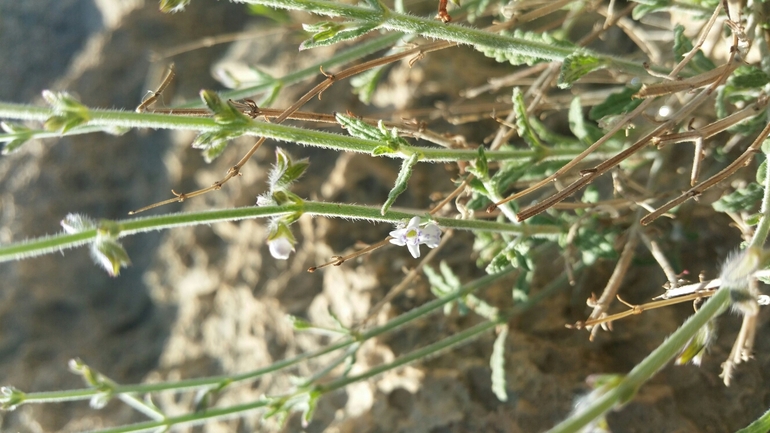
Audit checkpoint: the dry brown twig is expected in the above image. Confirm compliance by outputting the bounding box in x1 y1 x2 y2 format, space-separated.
489 2 732 220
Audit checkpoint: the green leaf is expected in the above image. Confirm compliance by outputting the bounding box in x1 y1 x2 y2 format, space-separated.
426 261 472 315
468 146 489 178
490 325 509 402
569 97 604 145
558 51 609 89
528 116 580 148
589 85 643 120
372 145 394 156
192 131 237 163
351 66 388 104
90 237 131 277
728 66 770 89
336 113 410 151
757 160 767 185
199 90 251 126
302 391 320 427
512 88 544 149
159 0 190 13
0 122 33 154
675 320 714 366
289 315 313 330
269 148 309 191
673 25 716 74
300 21 378 51
438 261 461 289
712 182 764 213
476 30 573 66
381 153 419 215
632 0 667 19
42 90 90 133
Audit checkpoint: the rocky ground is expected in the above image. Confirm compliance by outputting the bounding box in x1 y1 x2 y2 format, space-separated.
1 1 769 432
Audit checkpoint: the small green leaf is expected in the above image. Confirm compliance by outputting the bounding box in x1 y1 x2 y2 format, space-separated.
569 97 603 144
192 131 237 163
558 52 609 89
381 153 419 215
424 262 464 315
439 261 461 289
199 90 251 126
632 0 667 19
90 237 131 277
159 0 190 13
372 145 394 156
289 316 313 330
468 146 489 178
0 122 33 154
757 160 767 185
336 113 409 150
42 90 90 133
490 325 509 402
476 30 573 66
673 25 716 74
300 21 378 51
675 320 715 366
351 66 388 105
712 183 764 213
746 213 761 226
512 88 544 149
0 386 25 411
302 391 320 427
589 85 643 120
728 65 770 89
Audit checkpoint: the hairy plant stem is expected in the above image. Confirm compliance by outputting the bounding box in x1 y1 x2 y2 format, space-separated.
4 267 517 408
244 0 653 76
0 201 562 262
28 265 575 433
549 117 770 433
0 103 593 163
176 31 405 108
546 287 731 433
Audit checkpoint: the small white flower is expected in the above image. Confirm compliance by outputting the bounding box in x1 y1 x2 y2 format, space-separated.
268 236 294 260
389 216 442 259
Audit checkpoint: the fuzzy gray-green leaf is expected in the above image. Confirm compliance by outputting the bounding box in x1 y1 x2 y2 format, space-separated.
558 52 609 89
490 325 509 402
300 21 378 51
381 153 419 215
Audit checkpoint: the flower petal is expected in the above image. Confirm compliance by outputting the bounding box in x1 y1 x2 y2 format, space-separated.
407 242 421 258
406 216 421 230
419 223 442 248
268 237 294 260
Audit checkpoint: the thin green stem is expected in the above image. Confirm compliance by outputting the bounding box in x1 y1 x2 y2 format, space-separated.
320 263 573 393
0 201 562 263
85 399 270 433
244 0 655 76
749 145 770 249
0 103 600 163
175 31 405 108
546 288 731 433
6 267 515 407
737 406 770 433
